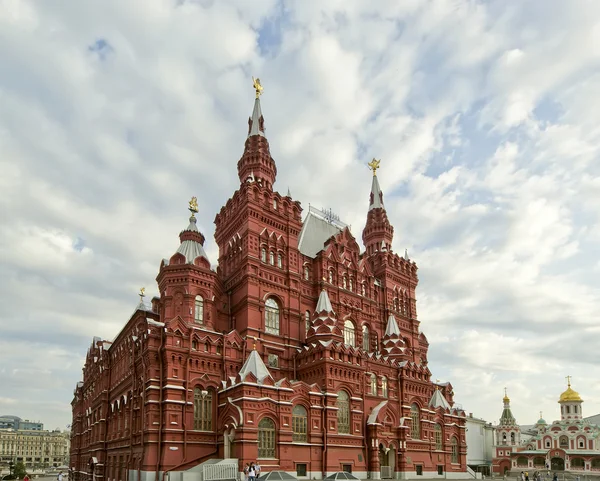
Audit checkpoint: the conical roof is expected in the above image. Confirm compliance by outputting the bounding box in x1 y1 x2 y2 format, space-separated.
429 389 451 410
384 314 401 337
369 174 384 210
315 288 334 314
239 347 272 383
175 215 210 264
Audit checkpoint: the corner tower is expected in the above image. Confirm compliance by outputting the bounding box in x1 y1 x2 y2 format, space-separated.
495 388 521 446
558 376 583 421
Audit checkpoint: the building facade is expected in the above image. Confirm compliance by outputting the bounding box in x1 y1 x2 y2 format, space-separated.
465 415 495 476
70 84 468 481
0 416 43 431
0 428 70 471
492 382 600 474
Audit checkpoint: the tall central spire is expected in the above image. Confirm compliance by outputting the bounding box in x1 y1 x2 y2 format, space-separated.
362 159 394 255
238 77 277 189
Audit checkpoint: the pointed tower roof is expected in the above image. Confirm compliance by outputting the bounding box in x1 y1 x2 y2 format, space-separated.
238 78 277 189
316 288 334 315
499 388 518 426
170 197 210 265
384 313 401 337
239 345 272 383
369 173 384 210
429 388 451 410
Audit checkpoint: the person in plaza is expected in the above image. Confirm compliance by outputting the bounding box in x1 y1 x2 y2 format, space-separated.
243 463 250 481
525 471 529 481
255 462 261 478
520 472 525 481
248 463 256 481
58 472 64 481
23 474 30 481
552 474 558 481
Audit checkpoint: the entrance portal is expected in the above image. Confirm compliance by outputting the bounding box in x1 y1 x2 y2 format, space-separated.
551 458 565 471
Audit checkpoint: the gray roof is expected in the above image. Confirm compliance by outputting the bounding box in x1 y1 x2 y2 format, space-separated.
316 289 334 314
429 389 451 410
171 215 209 265
239 348 272 383
367 400 388 425
248 97 265 137
369 174 384 210
585 413 600 426
298 208 343 258
384 314 401 337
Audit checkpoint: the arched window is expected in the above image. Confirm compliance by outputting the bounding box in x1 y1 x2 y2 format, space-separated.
265 298 280 334
342 276 347 289
451 437 458 463
292 405 307 443
559 435 568 448
337 391 350 434
343 320 355 347
511 432 515 444
277 253 283 268
394 297 399 311
305 310 311 335
193 388 212 431
362 282 366 296
362 325 370 351
370 374 377 395
349 278 354 291
435 424 443 450
502 433 507 445
194 295 204 324
261 247 267 263
328 270 334 284
304 265 309 280
410 404 420 439
273 198 278 210
381 376 388 398
258 417 276 458
269 251 275 265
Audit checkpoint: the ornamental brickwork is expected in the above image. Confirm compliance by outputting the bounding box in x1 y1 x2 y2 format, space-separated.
70 87 468 481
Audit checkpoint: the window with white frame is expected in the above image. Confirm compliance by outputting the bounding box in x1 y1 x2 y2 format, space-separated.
343 320 355 347
194 295 204 324
265 298 280 334
362 325 370 351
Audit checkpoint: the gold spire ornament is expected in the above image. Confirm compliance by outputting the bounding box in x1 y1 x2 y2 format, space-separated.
139 287 146 299
566 375 572 387
188 196 199 215
252 77 264 98
368 158 381 176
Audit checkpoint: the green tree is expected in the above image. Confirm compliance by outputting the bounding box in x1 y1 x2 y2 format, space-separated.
13 461 27 479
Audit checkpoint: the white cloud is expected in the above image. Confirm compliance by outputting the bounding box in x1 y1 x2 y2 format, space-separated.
1 0 600 431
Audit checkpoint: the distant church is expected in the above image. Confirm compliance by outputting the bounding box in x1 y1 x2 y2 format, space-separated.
493 380 600 474
69 81 468 481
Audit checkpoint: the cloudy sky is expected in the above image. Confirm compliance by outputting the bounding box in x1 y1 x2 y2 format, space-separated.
1 0 600 432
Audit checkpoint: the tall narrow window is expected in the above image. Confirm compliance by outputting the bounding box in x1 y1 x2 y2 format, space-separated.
305 310 311 335
362 325 370 351
362 282 366 296
435 424 443 450
269 251 275 265
343 320 355 347
337 391 350 434
304 266 309 280
261 248 267 263
370 374 377 395
381 376 388 398
193 388 212 431
394 297 399 311
265 298 280 335
258 418 276 458
194 296 204 324
273 198 278 210
349 278 353 291
292 405 307 443
342 276 347 289
328 270 334 284
277 253 283 268
451 437 458 463
410 404 420 439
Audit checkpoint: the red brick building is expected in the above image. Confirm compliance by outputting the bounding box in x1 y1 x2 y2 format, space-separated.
70 85 468 481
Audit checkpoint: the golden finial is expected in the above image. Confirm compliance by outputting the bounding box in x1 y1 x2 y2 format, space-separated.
139 287 146 299
188 196 199 215
253 341 257 350
435 379 440 390
540 411 543 419
368 158 381 176
252 77 264 99
504 387 507 397
566 375 572 388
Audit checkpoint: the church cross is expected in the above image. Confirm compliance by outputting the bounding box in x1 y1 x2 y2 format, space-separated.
566 375 572 387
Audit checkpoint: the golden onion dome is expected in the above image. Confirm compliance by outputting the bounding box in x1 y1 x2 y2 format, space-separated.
559 385 582 403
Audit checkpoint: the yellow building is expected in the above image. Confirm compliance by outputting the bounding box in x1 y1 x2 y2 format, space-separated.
0 428 70 470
